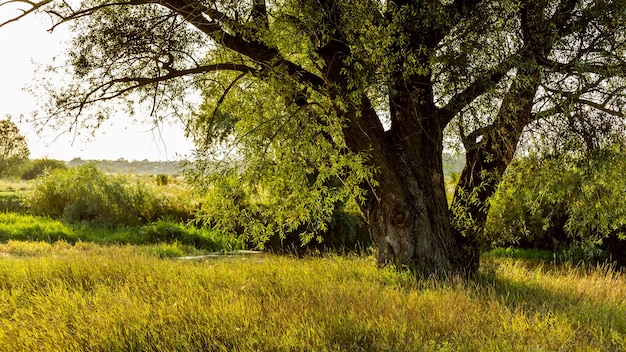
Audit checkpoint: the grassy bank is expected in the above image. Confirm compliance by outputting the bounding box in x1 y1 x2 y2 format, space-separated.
0 242 624 351
0 212 243 254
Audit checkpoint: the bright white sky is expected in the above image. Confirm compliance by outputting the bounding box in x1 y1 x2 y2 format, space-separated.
0 9 195 161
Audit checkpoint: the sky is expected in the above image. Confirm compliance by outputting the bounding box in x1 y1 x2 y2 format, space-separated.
0 8 196 161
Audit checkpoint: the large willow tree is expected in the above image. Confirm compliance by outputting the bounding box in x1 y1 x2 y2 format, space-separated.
3 0 625 274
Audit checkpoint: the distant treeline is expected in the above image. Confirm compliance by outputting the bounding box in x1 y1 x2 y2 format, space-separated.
65 158 185 175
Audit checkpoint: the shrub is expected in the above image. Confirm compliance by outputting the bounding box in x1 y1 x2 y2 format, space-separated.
25 164 187 227
21 158 67 180
485 146 626 265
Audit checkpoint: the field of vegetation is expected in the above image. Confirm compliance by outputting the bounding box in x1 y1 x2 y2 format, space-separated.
0 241 623 351
0 165 624 350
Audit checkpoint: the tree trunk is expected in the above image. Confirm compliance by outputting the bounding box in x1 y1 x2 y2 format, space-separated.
340 94 472 275
364 140 470 274
450 71 540 268
313 0 477 275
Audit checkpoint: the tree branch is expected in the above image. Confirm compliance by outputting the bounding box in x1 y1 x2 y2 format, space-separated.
47 1 138 31
157 0 326 91
538 56 626 77
249 0 268 30
51 63 256 121
203 71 247 146
575 98 625 118
0 0 53 27
440 56 516 122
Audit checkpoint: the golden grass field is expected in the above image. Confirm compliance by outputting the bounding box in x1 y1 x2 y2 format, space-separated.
0 241 624 351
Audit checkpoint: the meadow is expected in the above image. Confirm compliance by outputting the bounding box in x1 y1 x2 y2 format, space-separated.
0 241 624 351
0 176 625 351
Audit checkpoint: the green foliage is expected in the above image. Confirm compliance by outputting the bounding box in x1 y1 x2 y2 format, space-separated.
188 70 375 249
486 146 626 261
25 164 189 226
0 212 242 253
192 171 372 251
0 118 30 178
20 158 67 180
265 199 371 252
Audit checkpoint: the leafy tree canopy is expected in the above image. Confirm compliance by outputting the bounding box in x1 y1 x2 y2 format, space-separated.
0 118 30 178
3 0 626 274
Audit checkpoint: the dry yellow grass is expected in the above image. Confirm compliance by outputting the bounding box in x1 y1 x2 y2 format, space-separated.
0 242 624 351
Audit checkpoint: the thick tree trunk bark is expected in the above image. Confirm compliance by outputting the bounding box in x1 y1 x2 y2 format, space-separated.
313 0 479 275
342 94 471 275
364 142 469 274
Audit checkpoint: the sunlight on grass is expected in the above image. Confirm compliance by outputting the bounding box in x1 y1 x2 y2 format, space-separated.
0 213 77 242
0 213 242 253
0 242 624 351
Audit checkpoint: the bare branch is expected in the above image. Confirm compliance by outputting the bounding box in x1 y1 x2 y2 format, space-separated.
575 98 625 118
0 0 52 27
47 1 138 30
49 62 256 123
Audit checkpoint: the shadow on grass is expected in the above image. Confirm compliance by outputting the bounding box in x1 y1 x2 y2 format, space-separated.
0 194 23 213
468 258 626 349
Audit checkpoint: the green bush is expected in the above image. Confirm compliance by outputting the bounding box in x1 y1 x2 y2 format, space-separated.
25 164 187 227
21 158 67 180
485 146 626 264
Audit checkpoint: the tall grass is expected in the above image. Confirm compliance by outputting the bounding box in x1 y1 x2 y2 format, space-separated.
0 243 623 351
0 179 30 212
0 213 243 252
